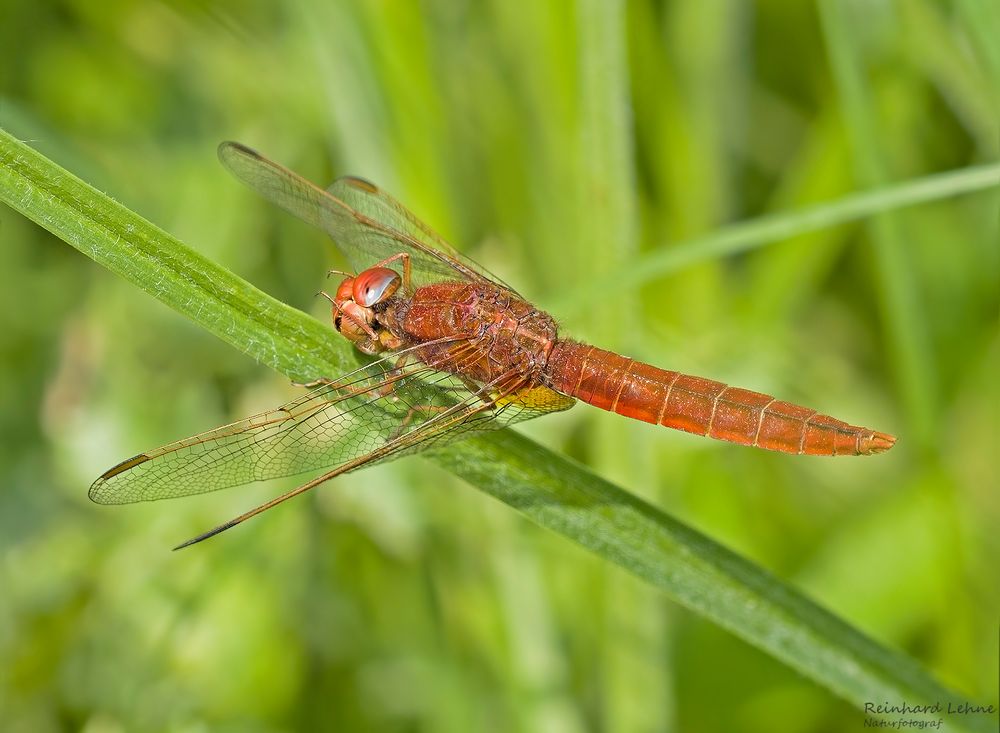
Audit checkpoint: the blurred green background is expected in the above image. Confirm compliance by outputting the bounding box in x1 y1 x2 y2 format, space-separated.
1 0 998 731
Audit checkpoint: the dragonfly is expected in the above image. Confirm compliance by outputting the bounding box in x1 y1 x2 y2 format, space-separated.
90 142 896 549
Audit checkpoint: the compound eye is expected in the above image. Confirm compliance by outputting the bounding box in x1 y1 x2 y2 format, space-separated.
353 267 401 307
335 277 355 303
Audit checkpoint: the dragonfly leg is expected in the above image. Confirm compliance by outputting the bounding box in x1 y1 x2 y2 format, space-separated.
387 403 452 442
383 344 497 442
372 356 410 398
370 252 412 293
385 371 526 443
299 356 412 400
317 289 379 341
295 334 479 396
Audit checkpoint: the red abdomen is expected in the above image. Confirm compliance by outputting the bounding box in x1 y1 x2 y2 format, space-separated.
544 341 895 456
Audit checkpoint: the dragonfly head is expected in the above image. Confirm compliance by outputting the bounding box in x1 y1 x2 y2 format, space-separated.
330 268 404 355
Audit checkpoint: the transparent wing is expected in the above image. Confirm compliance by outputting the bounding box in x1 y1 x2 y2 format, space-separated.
89 344 574 505
325 175 517 291
218 141 513 290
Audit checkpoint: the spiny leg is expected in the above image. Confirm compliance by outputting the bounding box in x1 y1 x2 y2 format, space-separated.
292 334 472 391
370 252 412 293
385 343 490 440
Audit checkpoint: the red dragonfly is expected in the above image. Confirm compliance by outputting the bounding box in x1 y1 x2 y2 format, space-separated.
90 142 896 548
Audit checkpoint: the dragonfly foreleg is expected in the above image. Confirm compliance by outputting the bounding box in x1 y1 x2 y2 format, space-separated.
369 252 412 294
296 357 409 399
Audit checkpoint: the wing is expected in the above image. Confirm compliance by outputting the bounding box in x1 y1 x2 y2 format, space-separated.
89 344 574 505
218 141 513 291
325 175 517 291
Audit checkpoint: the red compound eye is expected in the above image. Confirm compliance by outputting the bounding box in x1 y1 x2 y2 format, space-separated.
335 277 355 303
353 267 401 307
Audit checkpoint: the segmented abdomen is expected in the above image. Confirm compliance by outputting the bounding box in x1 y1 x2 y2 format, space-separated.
544 341 895 456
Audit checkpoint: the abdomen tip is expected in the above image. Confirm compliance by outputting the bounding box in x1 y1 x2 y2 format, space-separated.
864 431 897 454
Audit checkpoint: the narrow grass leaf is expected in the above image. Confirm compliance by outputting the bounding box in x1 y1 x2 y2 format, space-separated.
552 162 1000 313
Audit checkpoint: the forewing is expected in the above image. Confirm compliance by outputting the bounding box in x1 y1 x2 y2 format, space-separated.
89 350 574 505
218 141 507 289
326 176 515 291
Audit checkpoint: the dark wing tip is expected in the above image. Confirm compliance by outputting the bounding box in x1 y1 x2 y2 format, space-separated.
172 517 242 551
217 140 263 163
88 453 150 503
338 175 379 193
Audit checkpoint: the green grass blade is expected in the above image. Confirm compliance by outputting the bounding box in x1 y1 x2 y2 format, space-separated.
0 127 989 732
574 3 655 730
0 132 345 384
551 162 1000 313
